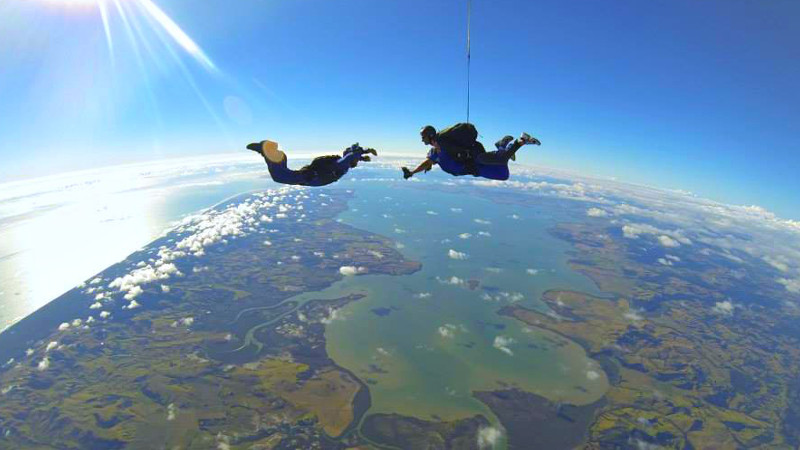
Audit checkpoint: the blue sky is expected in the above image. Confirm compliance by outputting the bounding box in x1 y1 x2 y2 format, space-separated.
0 0 798 218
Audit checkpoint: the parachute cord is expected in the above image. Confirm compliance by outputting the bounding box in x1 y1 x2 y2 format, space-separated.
466 0 471 124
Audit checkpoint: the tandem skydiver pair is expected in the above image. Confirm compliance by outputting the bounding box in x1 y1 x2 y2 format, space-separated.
246 123 540 186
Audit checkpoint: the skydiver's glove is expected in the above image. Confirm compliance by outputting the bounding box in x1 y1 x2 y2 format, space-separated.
360 156 371 162
365 148 378 156
402 167 413 179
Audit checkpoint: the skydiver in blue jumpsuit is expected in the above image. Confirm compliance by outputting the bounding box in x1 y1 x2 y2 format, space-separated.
401 125 540 181
247 140 376 186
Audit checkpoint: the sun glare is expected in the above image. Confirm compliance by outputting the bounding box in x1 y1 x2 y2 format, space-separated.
42 0 216 73
44 0 99 6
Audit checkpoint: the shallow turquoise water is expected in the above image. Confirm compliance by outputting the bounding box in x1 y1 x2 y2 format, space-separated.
322 179 609 423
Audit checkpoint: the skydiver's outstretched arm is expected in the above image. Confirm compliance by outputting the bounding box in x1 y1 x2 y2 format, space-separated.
402 159 435 179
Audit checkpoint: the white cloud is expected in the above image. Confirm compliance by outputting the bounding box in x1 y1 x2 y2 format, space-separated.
613 204 645 216
25 349 34 357
622 224 659 239
167 403 177 421
477 426 503 449
657 258 673 266
320 307 343 325
451 208 463 213
493 336 516 356
764 256 790 272
482 292 524 302
216 433 231 450
624 311 643 321
89 302 103 309
474 219 492 225
339 266 367 276
712 301 734 315
100 311 111 319
45 341 58 353
621 223 692 247
587 207 609 217
166 189 302 262
426 210 438 215
634 440 662 450
485 267 503 274
478 231 492 237
458 233 472 239
437 276 466 286
438 324 457 338
586 370 600 380
526 268 539 275
376 347 391 356
415 292 432 299
172 317 194 328
778 278 800 294
111 262 181 300
125 300 142 310
658 235 680 248
448 249 469 260
124 285 143 301
161 284 171 293
58 323 70 331
37 358 50 371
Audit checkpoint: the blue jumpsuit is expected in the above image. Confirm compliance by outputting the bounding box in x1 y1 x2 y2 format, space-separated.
427 148 510 181
265 150 362 186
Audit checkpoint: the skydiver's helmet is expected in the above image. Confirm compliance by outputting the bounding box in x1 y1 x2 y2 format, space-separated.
344 143 364 167
420 125 436 146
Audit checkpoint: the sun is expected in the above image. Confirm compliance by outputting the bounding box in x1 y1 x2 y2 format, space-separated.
43 0 101 7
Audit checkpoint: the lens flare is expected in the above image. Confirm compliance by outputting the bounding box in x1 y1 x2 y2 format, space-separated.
42 0 216 74
97 0 114 65
134 0 216 72
30 0 230 151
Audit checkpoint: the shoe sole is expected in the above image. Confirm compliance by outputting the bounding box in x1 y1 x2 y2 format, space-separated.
520 134 541 146
260 140 286 164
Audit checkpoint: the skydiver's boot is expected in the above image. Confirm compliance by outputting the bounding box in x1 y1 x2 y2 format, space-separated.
519 132 541 146
247 140 286 164
505 132 541 161
495 135 515 161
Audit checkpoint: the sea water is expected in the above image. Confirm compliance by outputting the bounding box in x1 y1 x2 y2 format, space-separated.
322 177 609 423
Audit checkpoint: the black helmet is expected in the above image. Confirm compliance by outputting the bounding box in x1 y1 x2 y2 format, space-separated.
344 142 362 156
420 125 436 145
